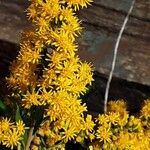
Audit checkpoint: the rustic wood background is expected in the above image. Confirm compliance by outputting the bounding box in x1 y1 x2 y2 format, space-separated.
78 0 150 85
0 0 150 85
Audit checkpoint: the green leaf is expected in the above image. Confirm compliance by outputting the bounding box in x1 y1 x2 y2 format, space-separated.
22 129 28 148
41 137 46 147
0 99 7 112
15 105 22 122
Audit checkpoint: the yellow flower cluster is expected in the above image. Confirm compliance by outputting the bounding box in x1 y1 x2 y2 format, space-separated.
108 99 127 115
6 0 149 149
37 113 95 148
7 0 93 107
0 118 25 149
140 99 150 128
89 100 150 150
6 0 94 149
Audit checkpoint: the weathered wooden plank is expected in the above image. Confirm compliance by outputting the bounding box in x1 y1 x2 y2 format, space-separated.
78 0 150 85
78 0 150 39
0 0 149 86
93 0 150 20
0 0 28 43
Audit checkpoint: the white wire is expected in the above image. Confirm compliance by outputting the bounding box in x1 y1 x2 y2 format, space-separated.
104 0 136 113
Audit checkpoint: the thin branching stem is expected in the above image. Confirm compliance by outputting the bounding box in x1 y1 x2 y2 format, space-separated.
25 126 35 150
104 0 136 113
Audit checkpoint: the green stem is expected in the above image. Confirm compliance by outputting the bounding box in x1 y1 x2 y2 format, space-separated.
25 126 35 150
17 143 21 150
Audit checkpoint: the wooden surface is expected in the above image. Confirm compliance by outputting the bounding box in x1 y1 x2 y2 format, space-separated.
78 0 150 85
0 0 28 43
0 0 150 85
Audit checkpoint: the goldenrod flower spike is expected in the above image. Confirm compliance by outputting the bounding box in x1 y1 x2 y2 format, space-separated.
3 0 150 149
6 0 94 149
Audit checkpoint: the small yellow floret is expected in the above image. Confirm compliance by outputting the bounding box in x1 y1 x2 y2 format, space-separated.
141 99 150 119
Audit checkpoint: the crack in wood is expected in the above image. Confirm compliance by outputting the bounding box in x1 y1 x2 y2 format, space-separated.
82 21 150 41
92 2 150 23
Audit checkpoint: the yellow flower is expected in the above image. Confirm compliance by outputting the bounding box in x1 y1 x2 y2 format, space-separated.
84 115 95 133
46 106 61 121
31 144 39 150
115 131 130 149
38 127 45 137
33 136 41 145
128 115 143 132
42 68 57 87
66 0 93 10
77 62 94 88
1 118 14 132
117 111 129 127
36 17 49 32
96 126 112 143
27 4 38 20
46 133 62 147
66 96 87 113
141 99 150 119
60 20 82 40
59 6 75 21
87 132 95 141
62 127 77 142
16 120 25 136
22 89 41 108
7 61 37 91
89 142 102 150
47 51 66 67
96 114 109 126
76 135 84 143
2 128 22 150
107 112 120 125
19 42 42 64
63 102 86 127
40 87 53 104
59 7 82 39
108 99 127 115
40 0 60 19
67 80 87 95
51 30 78 52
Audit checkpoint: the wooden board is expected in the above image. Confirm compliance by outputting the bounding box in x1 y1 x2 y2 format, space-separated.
0 0 150 85
78 0 150 85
